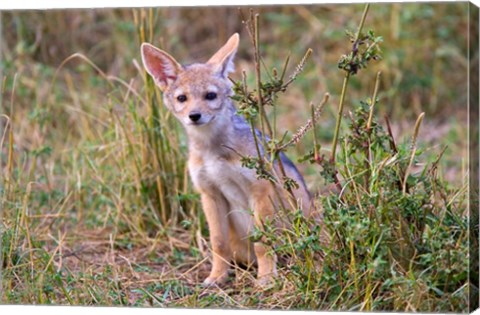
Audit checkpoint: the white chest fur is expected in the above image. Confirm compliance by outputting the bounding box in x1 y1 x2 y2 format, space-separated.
189 152 256 236
191 154 254 205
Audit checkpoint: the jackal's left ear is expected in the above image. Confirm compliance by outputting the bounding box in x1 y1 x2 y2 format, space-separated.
207 33 239 78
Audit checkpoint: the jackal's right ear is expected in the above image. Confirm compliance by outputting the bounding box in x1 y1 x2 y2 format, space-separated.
207 33 239 78
141 43 182 90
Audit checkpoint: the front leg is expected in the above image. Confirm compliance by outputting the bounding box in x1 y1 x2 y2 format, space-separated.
201 192 231 286
252 182 278 286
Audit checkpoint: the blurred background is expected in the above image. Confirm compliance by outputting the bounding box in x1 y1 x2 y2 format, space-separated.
1 3 469 181
1 3 469 112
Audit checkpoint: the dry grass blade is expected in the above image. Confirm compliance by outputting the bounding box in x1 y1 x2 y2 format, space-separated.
403 112 425 194
367 71 381 130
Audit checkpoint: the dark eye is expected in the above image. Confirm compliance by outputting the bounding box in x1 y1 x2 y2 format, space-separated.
205 92 217 100
177 95 187 102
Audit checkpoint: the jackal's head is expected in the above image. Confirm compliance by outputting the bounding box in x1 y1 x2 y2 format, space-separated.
141 34 239 129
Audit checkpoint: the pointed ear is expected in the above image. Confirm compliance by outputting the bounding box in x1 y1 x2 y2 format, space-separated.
141 43 182 90
207 33 239 77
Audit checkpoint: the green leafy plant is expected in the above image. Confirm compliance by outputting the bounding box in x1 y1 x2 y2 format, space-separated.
231 5 468 312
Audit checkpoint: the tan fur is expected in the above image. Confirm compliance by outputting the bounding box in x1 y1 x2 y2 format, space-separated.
141 34 317 287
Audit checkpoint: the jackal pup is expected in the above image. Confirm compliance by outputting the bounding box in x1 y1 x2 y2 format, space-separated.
141 33 313 286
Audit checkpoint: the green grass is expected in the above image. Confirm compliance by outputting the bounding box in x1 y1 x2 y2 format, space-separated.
0 3 471 311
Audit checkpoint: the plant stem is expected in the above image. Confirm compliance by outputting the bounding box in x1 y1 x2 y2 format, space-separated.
242 70 264 166
311 103 319 161
330 3 370 161
331 74 350 161
384 115 398 153
253 13 273 139
365 71 382 192
356 4 371 39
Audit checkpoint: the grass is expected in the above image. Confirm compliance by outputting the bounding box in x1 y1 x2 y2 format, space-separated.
0 3 472 312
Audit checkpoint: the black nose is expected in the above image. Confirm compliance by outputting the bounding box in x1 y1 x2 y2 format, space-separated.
189 113 202 122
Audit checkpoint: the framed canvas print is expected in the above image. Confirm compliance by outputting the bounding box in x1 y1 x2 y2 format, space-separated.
0 0 478 313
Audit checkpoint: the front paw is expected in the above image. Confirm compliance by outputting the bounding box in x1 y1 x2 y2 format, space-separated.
201 273 229 287
256 274 276 288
